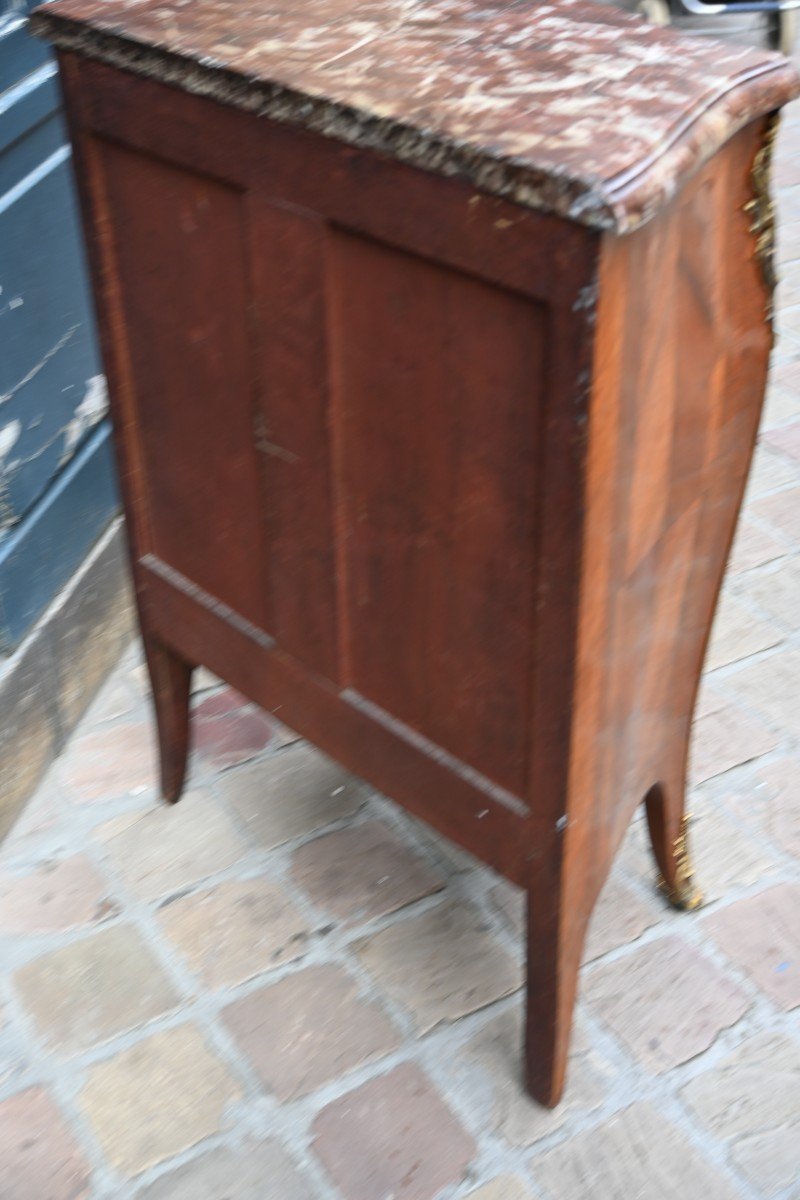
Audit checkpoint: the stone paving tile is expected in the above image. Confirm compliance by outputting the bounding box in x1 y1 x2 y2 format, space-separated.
530 1102 743 1200
705 884 800 1011
762 379 800 429
409 817 483 875
220 743 368 850
290 818 445 924
738 556 800 629
13 925 180 1056
682 1031 800 1198
192 688 277 768
0 854 118 934
223 963 399 1100
768 353 800 400
725 756 800 859
689 701 779 784
58 721 157 805
134 1138 318 1200
583 874 661 961
0 1087 90 1200
726 518 787 574
751 484 800 544
78 1025 241 1178
764 417 800 463
722 648 800 740
313 1063 476 1200
745 443 799 496
585 936 749 1073
460 1005 611 1148
0 778 64 864
705 594 783 670
354 901 522 1032
752 757 800 858
682 803 779 902
94 791 247 901
157 877 311 988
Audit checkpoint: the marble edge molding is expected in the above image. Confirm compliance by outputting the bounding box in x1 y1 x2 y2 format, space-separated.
30 8 800 234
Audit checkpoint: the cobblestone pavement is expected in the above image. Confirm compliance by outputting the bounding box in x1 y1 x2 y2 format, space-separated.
2 106 800 1200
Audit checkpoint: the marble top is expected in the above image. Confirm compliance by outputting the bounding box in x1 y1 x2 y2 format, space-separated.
31 0 800 232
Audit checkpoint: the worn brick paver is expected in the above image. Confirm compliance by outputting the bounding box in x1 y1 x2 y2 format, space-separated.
1 56 800 1200
219 743 368 849
13 925 181 1056
290 817 446 924
460 1006 611 1148
157 877 311 988
0 1088 90 1200
0 853 116 934
192 688 278 768
532 1102 744 1200
313 1064 476 1200
135 1139 317 1200
58 721 157 804
727 755 800 859
705 883 800 1011
682 1031 800 1197
77 1025 241 1178
223 964 400 1100
354 900 522 1032
93 790 247 901
585 936 750 1073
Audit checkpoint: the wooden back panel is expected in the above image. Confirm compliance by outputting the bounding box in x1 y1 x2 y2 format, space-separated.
61 55 599 880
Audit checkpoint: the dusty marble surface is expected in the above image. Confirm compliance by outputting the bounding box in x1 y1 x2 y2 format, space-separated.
32 0 800 231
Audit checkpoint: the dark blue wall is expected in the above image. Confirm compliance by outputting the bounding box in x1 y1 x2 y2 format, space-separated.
0 0 118 651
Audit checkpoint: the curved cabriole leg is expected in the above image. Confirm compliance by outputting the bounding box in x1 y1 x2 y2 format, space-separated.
143 635 193 804
645 781 703 911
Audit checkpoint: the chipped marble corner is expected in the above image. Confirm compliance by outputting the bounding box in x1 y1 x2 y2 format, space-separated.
744 111 780 325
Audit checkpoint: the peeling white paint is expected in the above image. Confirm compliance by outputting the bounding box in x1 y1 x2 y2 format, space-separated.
62 374 109 460
0 420 22 461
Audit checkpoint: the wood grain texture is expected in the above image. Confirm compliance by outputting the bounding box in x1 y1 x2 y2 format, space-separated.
525 117 775 1105
56 48 778 1109
327 229 545 794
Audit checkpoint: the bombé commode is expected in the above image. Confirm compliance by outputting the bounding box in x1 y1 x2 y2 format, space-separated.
32 0 799 1105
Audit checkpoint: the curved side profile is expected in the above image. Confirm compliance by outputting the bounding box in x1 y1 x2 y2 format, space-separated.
525 114 777 1105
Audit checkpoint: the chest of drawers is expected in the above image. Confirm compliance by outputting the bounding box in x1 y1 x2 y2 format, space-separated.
33 0 798 1104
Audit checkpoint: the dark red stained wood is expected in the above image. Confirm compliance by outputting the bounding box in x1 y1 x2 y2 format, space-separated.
138 555 530 884
54 57 585 305
327 229 545 795
96 140 271 631
55 40 780 1113
247 200 339 680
